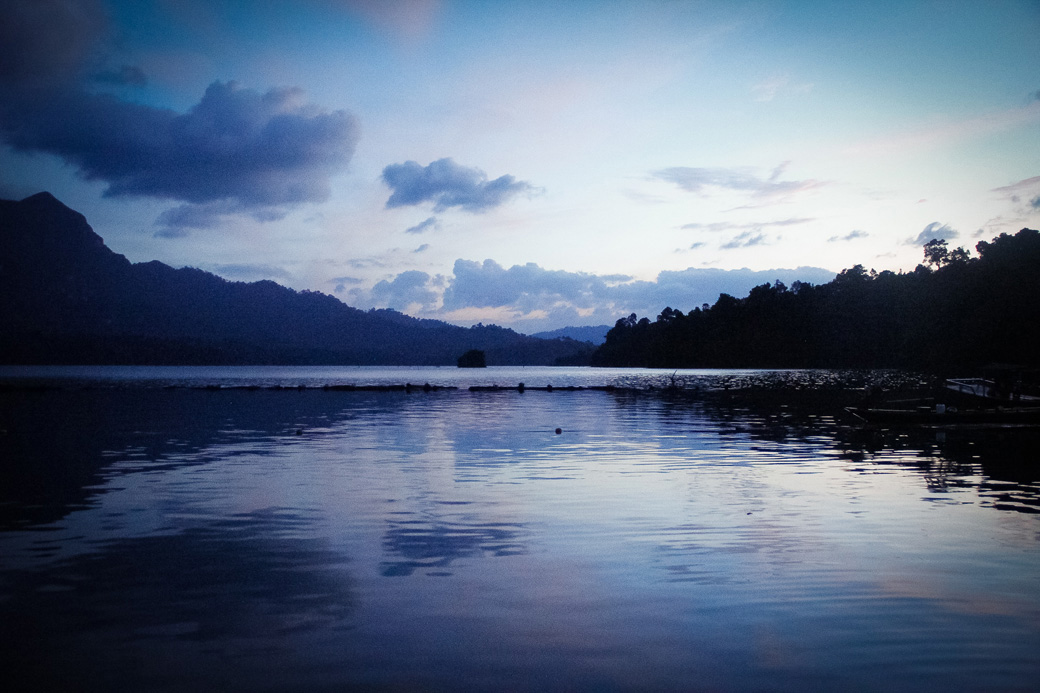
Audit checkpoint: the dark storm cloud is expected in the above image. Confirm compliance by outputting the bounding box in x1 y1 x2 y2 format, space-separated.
653 163 823 202
907 221 958 245
0 0 109 87
1 81 359 211
0 2 360 232
382 158 533 212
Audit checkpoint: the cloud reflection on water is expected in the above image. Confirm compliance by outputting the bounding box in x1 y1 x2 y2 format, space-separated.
0 507 357 691
1 376 1039 690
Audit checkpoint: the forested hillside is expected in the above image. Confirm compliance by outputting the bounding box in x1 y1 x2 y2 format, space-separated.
592 229 1040 371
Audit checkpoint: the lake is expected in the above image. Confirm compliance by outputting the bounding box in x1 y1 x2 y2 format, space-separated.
1 366 1038 691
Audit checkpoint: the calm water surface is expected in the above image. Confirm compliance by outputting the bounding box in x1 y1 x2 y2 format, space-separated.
1 367 1038 691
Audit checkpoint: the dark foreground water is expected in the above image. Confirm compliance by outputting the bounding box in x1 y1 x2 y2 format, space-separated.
1 367 1038 691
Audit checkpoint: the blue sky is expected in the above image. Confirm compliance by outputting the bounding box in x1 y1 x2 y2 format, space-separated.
2 0 1038 333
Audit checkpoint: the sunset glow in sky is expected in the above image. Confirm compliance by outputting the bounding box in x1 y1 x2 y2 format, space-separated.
2 0 1038 332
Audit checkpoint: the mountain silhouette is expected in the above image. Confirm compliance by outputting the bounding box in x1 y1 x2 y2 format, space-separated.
0 193 592 365
532 325 611 345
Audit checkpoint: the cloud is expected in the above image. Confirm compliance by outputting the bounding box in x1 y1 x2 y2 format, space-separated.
991 176 1040 216
369 270 440 311
634 266 835 313
0 4 360 234
414 243 430 253
681 217 815 232
345 257 389 270
205 263 295 283
991 175 1040 199
720 231 768 249
907 222 958 246
362 259 836 332
382 158 533 212
441 260 620 313
331 275 363 293
405 216 439 234
828 230 868 242
653 163 824 203
154 200 290 235
0 0 109 88
2 81 358 216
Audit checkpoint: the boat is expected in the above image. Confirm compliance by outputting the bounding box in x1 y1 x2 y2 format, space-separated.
945 377 1040 404
845 404 1040 426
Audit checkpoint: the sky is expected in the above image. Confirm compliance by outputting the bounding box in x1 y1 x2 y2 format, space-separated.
1 0 1038 334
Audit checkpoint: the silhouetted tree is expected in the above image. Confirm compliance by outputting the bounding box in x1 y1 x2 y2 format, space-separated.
591 228 1040 371
924 238 949 268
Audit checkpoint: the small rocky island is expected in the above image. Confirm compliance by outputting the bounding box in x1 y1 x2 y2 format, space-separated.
457 349 487 368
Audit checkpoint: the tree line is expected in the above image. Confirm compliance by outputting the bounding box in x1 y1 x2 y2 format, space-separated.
591 228 1040 371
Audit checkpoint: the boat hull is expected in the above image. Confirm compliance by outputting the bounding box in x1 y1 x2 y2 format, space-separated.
846 406 1040 426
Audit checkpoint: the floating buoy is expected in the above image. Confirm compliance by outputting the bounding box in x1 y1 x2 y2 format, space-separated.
555 428 562 435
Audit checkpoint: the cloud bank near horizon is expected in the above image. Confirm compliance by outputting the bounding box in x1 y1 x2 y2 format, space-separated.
347 260 837 333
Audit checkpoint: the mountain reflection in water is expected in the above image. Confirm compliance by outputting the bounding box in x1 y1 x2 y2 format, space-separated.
1 367 1038 691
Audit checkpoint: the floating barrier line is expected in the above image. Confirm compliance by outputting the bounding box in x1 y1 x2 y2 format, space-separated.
0 381 654 393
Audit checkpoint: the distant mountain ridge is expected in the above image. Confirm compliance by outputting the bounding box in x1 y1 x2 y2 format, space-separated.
531 325 611 345
0 193 593 366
